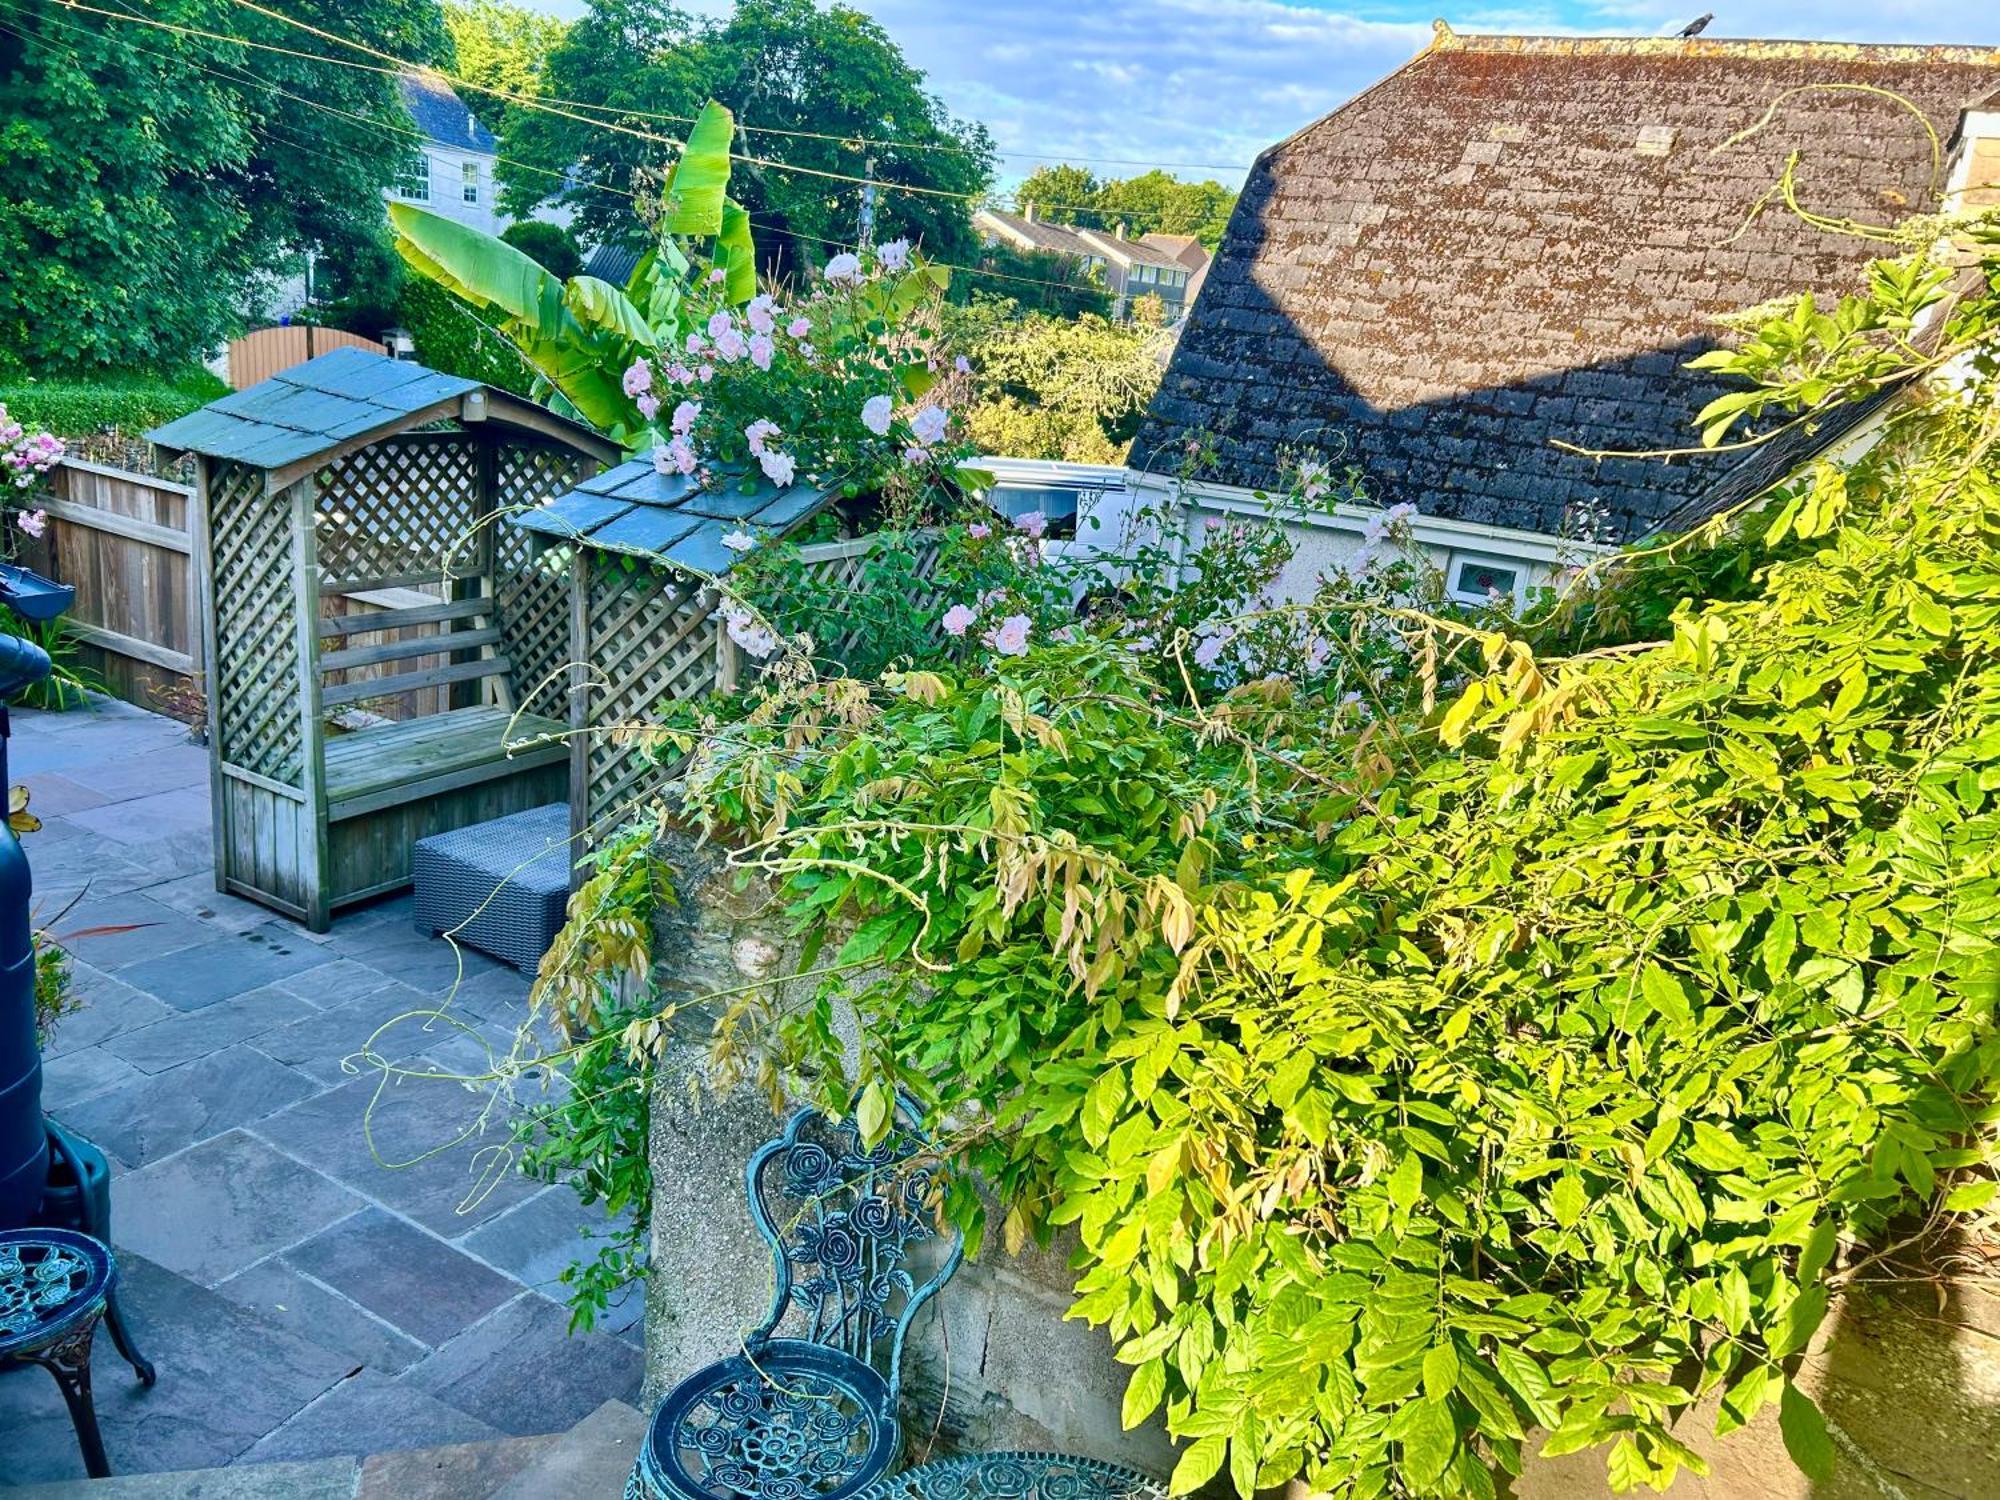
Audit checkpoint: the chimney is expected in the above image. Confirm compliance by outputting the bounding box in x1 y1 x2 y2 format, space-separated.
1024 202 1038 223
1115 222 1127 240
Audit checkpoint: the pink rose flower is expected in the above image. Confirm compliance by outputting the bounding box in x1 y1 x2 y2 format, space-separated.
941 603 978 637
967 522 990 539
909 405 948 446
876 238 910 272
698 364 715 384
636 393 661 420
823 252 861 284
714 329 749 363
985 613 1032 657
861 395 894 436
787 316 811 339
15 509 47 539
759 448 798 486
746 295 777 335
672 400 700 435
1013 511 1047 540
749 334 774 370
744 418 779 456
621 359 653 397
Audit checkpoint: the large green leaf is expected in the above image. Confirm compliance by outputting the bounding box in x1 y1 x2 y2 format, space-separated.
388 202 561 329
658 100 735 238
715 200 757 305
564 277 658 348
389 201 636 435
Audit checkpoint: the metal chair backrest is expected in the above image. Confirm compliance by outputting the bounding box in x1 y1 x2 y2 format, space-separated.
743 1099 964 1397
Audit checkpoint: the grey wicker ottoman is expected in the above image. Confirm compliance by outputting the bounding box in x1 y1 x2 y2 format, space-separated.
412 803 574 973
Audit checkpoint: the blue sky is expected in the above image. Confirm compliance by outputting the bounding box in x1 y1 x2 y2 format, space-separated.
530 2 1999 187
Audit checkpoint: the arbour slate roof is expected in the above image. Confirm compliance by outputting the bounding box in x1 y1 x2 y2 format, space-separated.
1134 28 2000 541
512 458 833 578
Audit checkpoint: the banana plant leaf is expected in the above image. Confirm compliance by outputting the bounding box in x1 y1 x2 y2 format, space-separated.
388 201 638 435
715 201 757 305
658 100 735 239
565 276 659 347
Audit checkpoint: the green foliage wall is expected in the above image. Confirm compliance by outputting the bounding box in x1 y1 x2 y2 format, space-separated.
663 240 2000 1497
0 368 228 437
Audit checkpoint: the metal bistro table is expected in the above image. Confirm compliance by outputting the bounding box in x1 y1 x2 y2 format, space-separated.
856 1452 1167 1499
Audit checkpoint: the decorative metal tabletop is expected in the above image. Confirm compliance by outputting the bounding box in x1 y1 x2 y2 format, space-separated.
855 1452 1168 1500
0 1228 112 1358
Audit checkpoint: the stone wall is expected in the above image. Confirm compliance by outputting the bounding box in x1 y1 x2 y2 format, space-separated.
639 828 1175 1478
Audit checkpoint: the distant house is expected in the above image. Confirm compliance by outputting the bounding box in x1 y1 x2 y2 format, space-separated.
974 207 1207 321
392 73 511 237
1131 25 2000 600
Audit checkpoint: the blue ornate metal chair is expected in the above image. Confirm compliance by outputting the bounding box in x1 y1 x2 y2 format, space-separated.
630 1100 965 1500
0 1228 122 1477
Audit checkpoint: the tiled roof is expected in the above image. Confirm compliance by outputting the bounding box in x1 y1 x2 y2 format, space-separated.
1138 234 1211 272
512 459 834 577
398 72 497 154
147 349 483 469
1134 27 2000 541
583 242 645 287
1076 229 1187 269
975 210 1102 259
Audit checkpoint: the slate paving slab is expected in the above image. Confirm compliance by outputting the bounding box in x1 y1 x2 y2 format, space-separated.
402 1292 645 1436
240 1370 502 1465
110 1130 364 1285
117 926 329 1011
38 1043 147 1105
102 985 319 1074
68 786 217 846
283 1207 518 1348
275 957 409 1009
54 1044 319 1167
459 1185 640 1328
59 893 221 971
250 1068 542 1235
215 1258 428 1376
36 963 176 1059
251 981 461 1086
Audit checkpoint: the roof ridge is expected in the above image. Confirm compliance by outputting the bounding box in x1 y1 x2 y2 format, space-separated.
1431 21 2000 67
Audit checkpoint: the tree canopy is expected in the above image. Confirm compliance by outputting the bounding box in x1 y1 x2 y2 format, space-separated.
442 0 566 100
0 0 450 372
497 0 994 277
1015 165 1238 250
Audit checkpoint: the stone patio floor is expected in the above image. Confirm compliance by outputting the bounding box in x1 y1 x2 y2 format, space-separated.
0 699 643 1487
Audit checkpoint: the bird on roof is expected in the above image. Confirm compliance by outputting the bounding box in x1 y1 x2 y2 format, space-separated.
1678 13 1713 36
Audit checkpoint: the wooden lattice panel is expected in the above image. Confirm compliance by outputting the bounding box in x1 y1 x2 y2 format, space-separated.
797 533 947 669
583 561 721 834
495 443 590 721
311 434 482 585
208 460 304 784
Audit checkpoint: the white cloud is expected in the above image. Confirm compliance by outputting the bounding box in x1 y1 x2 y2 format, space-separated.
530 0 2000 187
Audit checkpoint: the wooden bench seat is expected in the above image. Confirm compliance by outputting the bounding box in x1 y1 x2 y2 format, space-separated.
324 706 566 820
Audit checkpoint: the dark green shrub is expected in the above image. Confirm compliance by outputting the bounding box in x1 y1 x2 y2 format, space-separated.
396 280 536 396
501 220 584 281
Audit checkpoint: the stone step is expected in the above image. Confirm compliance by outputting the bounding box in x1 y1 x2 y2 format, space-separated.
8 1404 644 1500
485 1398 646 1500
8 1457 359 1500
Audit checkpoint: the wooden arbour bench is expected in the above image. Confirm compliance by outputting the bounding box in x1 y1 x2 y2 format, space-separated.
150 349 620 929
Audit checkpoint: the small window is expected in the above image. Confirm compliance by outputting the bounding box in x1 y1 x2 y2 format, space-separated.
1449 556 1521 604
398 151 431 202
462 161 480 204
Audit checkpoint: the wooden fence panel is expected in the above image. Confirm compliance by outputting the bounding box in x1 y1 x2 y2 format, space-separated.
227 325 387 390
41 459 200 712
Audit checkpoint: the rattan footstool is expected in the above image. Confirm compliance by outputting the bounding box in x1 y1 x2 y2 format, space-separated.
412 802 574 973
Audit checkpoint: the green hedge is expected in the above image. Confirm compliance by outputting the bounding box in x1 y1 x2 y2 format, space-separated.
0 368 228 438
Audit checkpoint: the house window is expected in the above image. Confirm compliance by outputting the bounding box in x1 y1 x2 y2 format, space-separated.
398 151 431 202
1448 555 1522 604
462 161 480 205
